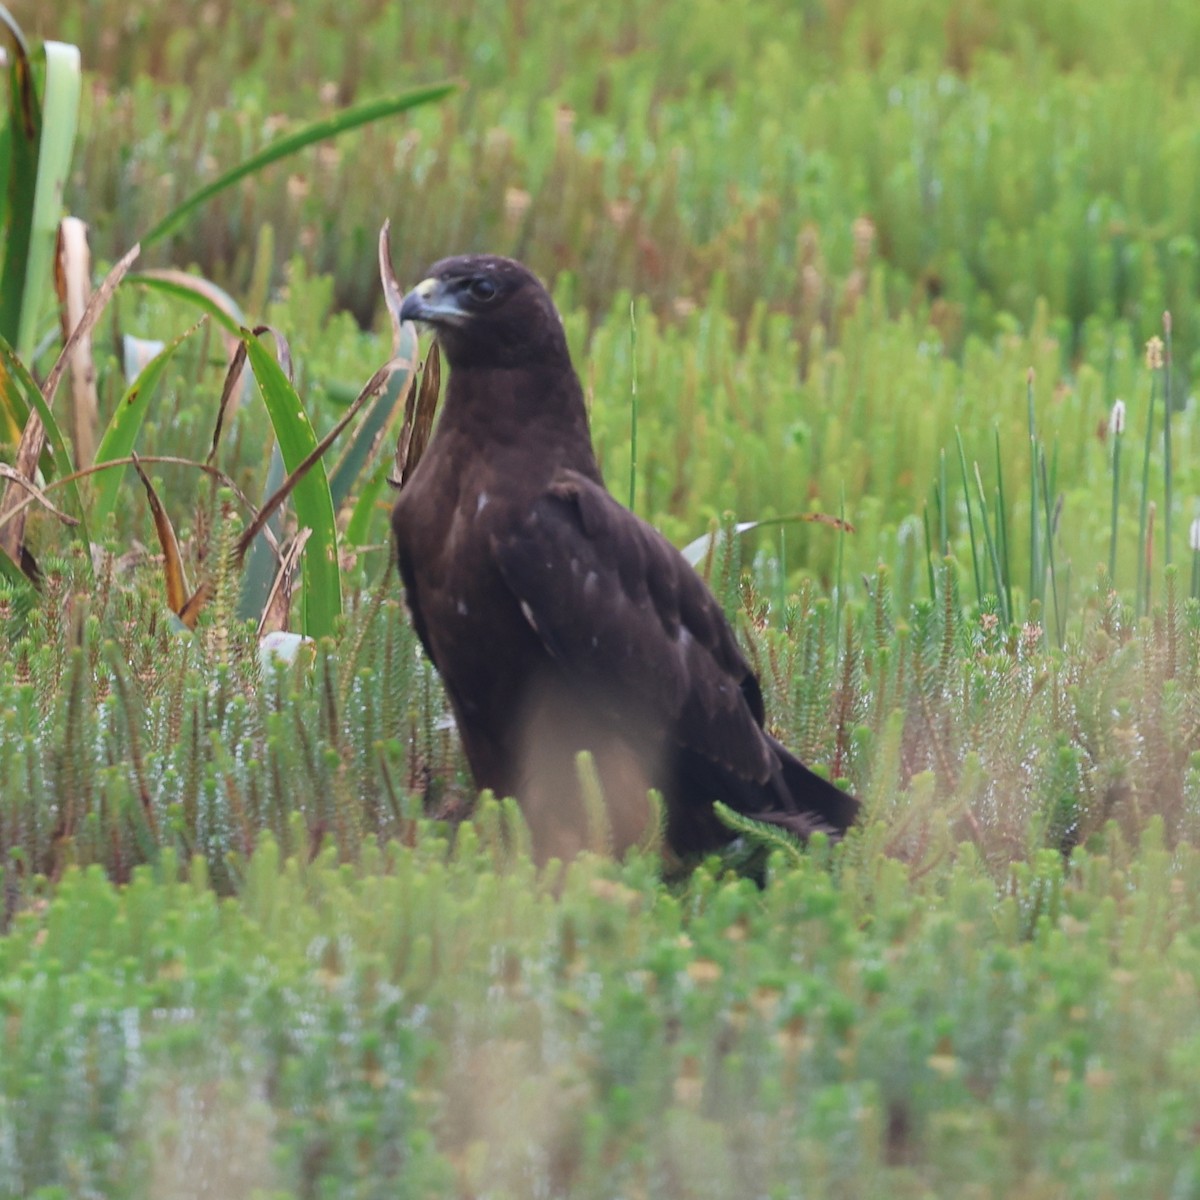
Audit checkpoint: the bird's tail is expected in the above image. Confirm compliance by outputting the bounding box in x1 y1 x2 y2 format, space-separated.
669 740 859 857
763 735 859 837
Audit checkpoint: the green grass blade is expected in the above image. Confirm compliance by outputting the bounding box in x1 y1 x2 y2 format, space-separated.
1163 314 1173 567
141 83 457 246
1137 373 1157 617
343 458 391 546
920 500 936 603
0 332 88 547
242 330 341 639
0 5 25 210
955 429 983 605
973 460 1008 625
1040 449 1061 647
1027 371 1040 610
937 447 947 556
993 429 1013 621
236 444 285 624
1108 406 1123 585
124 271 245 337
0 353 30 440
835 485 846 651
328 322 418 510
628 299 638 513
0 11 39 354
16 41 80 360
91 319 204 529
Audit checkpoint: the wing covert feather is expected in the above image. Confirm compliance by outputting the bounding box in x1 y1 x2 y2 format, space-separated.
490 471 774 782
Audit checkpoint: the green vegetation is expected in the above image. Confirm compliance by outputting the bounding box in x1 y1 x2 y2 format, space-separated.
7 828 1200 1198
4 0 1200 1193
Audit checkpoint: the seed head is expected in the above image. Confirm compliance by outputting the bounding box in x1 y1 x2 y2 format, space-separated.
852 216 876 265
1190 517 1200 553
1021 621 1043 653
1146 337 1165 371
1110 399 1126 435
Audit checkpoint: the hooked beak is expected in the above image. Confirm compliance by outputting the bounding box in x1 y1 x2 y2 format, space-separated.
399 277 466 325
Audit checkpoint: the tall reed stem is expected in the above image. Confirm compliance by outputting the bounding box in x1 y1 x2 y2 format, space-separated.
1108 400 1125 584
1163 312 1173 566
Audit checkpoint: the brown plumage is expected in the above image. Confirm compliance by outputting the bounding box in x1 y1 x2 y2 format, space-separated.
391 255 858 862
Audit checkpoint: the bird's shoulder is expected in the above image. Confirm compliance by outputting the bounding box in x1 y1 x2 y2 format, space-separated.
491 469 768 741
534 470 748 658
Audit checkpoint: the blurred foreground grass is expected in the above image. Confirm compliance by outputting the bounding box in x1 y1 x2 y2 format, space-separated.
6 826 1200 1198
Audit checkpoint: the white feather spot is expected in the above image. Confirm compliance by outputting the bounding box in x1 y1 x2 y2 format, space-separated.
519 600 538 630
456 600 469 616
476 492 489 515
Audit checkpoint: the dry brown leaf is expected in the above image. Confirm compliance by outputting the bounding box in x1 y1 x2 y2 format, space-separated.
0 464 81 530
130 452 190 614
256 527 312 637
177 581 212 631
45 453 272 552
0 242 139 563
394 340 440 490
797 511 856 534
205 340 250 467
54 218 99 468
378 221 441 490
233 358 400 568
378 219 407 356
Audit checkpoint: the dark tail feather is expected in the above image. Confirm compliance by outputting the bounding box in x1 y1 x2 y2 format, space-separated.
670 740 859 856
765 736 860 836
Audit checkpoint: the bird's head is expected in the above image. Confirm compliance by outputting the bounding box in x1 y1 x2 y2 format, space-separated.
400 255 570 371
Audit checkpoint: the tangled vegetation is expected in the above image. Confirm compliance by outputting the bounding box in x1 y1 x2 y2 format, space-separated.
4 0 1200 1194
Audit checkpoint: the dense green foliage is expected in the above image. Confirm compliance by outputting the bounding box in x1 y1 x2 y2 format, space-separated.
8 826 1200 1199
19 0 1200 588
40 0 1200 375
5 0 1200 1193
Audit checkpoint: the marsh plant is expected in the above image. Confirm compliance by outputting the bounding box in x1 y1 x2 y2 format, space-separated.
5 0 1200 1194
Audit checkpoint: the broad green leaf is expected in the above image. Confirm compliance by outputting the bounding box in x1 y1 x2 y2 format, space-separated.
343 457 391 547
0 355 28 442
16 41 80 360
124 270 245 338
328 320 419 510
142 82 457 246
237 443 286 624
121 335 166 382
0 7 37 362
91 320 204 529
242 330 341 639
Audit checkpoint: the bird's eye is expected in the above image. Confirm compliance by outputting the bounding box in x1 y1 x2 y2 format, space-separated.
467 277 497 303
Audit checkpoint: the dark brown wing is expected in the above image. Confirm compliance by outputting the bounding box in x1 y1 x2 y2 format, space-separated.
490 469 777 786
393 543 442 683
